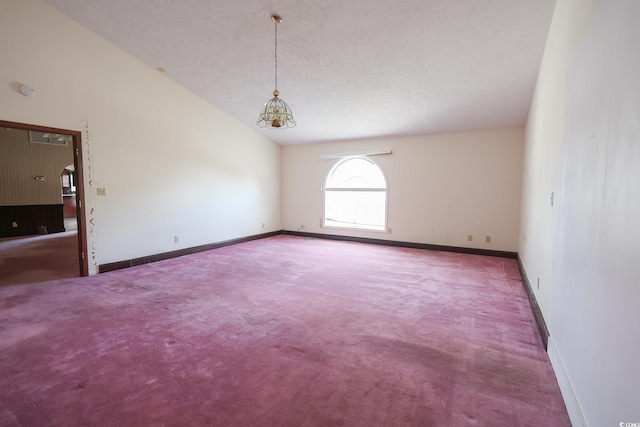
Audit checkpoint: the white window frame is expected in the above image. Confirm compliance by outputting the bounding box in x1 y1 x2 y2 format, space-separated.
323 156 388 232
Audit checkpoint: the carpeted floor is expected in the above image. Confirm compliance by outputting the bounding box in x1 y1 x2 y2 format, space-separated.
0 235 570 426
0 231 80 287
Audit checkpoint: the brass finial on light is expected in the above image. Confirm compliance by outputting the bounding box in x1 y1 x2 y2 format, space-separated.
257 14 296 129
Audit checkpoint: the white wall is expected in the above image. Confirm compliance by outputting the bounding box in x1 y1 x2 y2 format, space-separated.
519 0 601 326
521 0 640 425
0 0 281 271
283 128 524 252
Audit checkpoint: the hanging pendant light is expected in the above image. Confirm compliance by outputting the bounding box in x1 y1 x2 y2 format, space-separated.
257 14 296 129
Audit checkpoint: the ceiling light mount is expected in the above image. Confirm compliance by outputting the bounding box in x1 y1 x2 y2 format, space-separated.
257 13 296 129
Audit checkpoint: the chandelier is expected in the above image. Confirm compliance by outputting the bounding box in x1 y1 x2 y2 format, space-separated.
257 14 296 129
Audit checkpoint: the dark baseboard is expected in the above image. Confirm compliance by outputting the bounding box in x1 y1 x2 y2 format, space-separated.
516 255 549 349
98 231 281 273
99 229 517 274
281 230 518 259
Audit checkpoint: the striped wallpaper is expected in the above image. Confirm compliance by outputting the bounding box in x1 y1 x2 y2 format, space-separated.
0 127 74 205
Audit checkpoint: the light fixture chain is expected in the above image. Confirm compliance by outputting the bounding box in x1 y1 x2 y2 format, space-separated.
274 20 278 92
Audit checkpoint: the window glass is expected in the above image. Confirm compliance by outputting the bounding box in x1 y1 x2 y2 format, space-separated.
324 157 387 231
326 157 386 189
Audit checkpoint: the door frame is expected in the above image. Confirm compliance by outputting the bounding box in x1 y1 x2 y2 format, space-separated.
0 119 89 276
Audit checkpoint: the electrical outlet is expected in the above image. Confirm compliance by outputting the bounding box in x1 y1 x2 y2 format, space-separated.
96 187 107 196
174 236 179 243
262 223 265 228
388 227 392 234
537 278 540 290
468 235 473 241
12 221 18 228
485 236 491 243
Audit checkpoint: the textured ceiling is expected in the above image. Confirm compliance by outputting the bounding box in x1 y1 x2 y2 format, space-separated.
41 0 556 145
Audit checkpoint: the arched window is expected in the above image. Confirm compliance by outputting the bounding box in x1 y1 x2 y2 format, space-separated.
324 157 387 231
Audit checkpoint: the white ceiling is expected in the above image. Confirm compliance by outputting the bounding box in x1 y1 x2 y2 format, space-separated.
42 0 556 145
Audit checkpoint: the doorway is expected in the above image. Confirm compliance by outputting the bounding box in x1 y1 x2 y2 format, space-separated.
0 119 88 280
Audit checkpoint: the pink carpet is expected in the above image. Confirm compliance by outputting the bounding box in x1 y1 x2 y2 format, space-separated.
0 235 569 426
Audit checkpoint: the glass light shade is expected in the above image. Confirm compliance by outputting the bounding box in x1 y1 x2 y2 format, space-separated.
257 91 296 129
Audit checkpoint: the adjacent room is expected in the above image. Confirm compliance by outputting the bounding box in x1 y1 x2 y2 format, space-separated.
1 0 638 425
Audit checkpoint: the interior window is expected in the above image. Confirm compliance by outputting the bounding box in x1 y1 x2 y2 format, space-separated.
324 157 387 231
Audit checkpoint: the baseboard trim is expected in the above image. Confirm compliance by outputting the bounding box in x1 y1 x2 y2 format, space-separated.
281 230 518 259
548 336 587 426
98 231 281 273
516 255 549 349
99 230 519 274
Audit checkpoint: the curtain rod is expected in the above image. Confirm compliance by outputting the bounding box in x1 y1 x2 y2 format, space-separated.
319 149 392 160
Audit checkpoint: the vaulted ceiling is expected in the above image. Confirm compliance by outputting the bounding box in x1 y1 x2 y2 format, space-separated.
42 0 556 145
